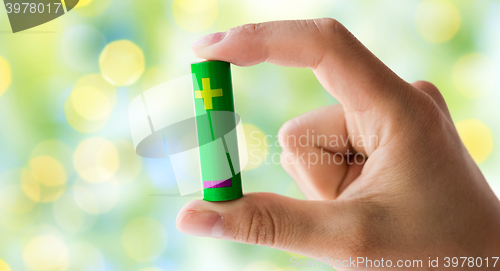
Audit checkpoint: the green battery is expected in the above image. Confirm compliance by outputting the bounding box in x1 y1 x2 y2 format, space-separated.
191 60 243 202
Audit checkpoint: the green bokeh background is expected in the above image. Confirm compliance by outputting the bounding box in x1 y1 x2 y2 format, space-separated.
0 0 499 270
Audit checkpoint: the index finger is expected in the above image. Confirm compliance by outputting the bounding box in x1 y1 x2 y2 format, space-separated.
191 18 415 112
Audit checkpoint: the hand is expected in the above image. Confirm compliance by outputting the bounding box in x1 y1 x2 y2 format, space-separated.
176 19 500 269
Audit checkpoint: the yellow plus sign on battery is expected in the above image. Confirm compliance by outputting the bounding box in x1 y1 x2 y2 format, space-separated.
195 78 222 110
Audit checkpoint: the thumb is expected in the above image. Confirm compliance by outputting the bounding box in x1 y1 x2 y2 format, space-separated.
176 192 353 257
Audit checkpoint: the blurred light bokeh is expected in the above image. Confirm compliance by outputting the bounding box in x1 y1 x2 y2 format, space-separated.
0 0 499 270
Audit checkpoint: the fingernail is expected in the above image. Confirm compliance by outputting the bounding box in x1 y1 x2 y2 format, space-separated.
178 210 224 238
191 32 225 50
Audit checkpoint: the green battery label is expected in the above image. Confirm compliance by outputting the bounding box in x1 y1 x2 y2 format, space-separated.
191 60 243 202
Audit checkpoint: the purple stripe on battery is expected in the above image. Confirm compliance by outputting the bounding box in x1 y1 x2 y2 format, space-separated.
204 179 232 188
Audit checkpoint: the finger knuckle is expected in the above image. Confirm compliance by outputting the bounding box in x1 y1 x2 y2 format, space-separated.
415 93 445 125
415 81 445 103
280 147 294 162
392 85 447 135
278 119 303 149
242 204 279 247
236 23 264 36
315 18 351 40
316 18 340 31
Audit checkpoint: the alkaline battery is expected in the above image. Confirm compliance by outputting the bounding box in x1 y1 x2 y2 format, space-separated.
191 60 243 202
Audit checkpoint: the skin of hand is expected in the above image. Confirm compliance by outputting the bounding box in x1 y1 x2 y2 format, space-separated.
176 18 500 269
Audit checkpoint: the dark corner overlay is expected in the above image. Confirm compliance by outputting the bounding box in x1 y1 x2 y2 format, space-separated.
3 0 79 33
